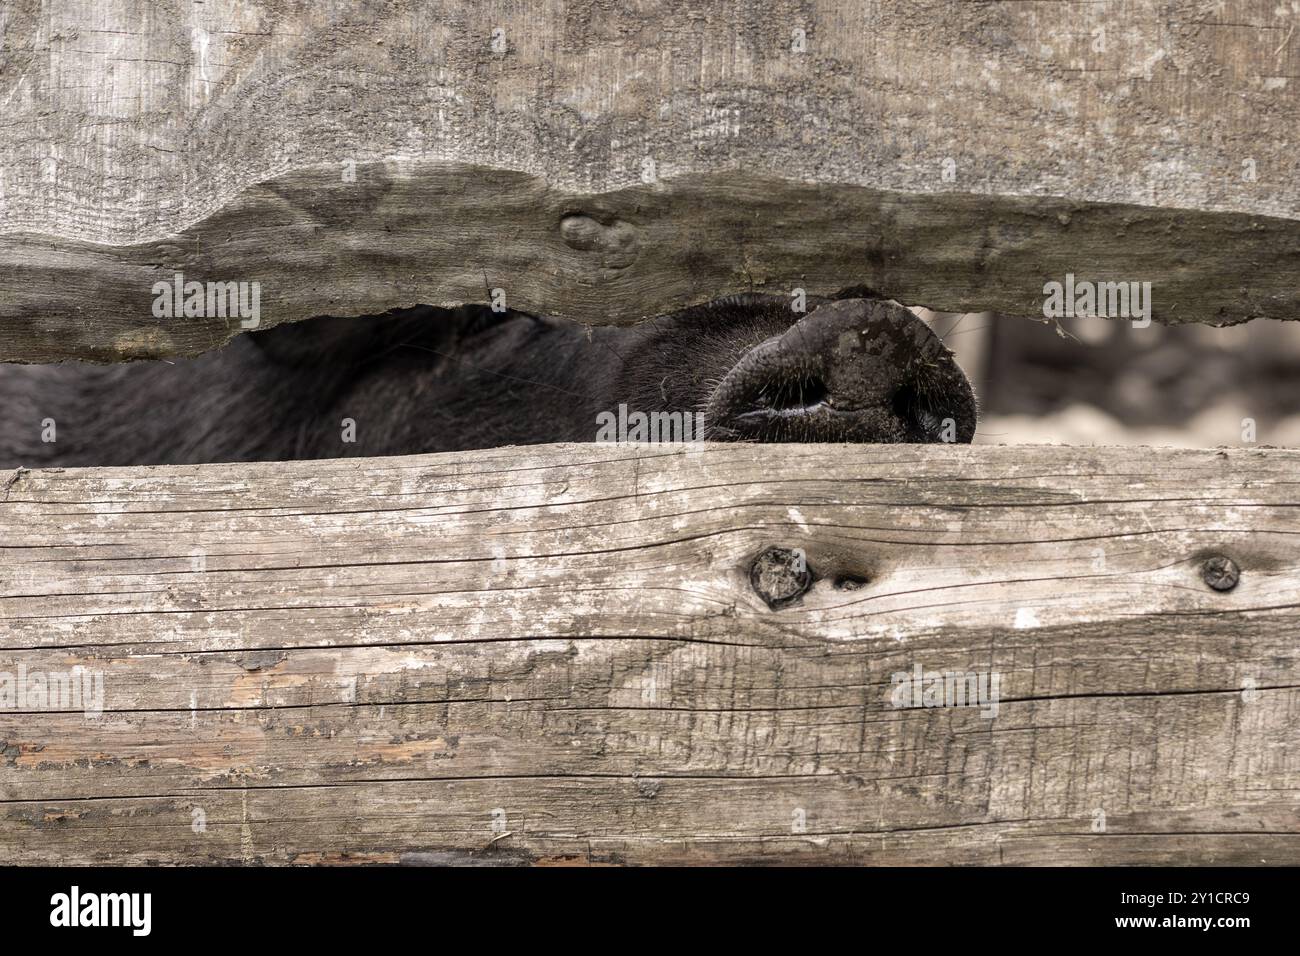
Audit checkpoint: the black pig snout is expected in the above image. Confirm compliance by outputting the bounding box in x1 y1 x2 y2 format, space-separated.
702 298 977 443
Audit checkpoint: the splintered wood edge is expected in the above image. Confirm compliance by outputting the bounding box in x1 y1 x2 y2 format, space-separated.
1 161 1298 363
0 442 1297 864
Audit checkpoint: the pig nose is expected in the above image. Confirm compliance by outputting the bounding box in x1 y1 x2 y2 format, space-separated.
703 298 977 443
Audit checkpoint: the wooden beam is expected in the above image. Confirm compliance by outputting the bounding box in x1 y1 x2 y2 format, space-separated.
2 1 1299 360
3 0 1296 241
1 443 1296 865
3 163 1299 364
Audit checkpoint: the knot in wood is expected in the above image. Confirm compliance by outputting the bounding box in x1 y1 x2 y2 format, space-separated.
749 546 812 610
558 213 640 269
1201 555 1240 592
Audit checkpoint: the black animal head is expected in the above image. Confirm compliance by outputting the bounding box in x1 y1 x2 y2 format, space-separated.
625 293 977 444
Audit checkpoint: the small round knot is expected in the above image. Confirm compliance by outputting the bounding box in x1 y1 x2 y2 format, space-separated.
1201 555 1240 592
558 213 640 269
749 546 812 610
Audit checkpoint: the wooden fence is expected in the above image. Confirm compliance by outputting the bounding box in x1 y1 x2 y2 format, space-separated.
2 0 1298 865
1 443 1296 864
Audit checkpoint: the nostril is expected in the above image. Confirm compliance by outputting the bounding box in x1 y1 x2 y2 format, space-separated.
890 383 921 421
892 382 946 436
758 375 829 411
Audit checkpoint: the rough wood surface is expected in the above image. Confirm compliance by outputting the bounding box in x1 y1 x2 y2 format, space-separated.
2 0 1297 243
3 162 1299 364
2 1 1299 360
1 443 1297 865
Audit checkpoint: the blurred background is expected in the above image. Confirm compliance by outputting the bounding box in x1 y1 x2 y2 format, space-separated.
916 309 1300 447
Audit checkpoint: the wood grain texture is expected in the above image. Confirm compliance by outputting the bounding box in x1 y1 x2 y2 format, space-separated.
3 0 1300 361
1 443 1297 865
3 161 1299 364
1 0 1296 245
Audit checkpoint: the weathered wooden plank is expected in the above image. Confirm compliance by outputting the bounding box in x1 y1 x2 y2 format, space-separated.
0 443 1296 865
3 1 1300 361
3 162 1299 364
2 0 1297 242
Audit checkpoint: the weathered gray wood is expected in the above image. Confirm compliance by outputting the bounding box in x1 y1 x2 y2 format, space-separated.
2 0 1297 242
2 162 1299 364
1 443 1297 865
2 1 1300 361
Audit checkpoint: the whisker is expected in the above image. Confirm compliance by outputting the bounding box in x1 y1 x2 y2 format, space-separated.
942 325 993 340
940 312 969 339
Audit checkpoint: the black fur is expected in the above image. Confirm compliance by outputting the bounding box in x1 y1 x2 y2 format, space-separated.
0 294 976 467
